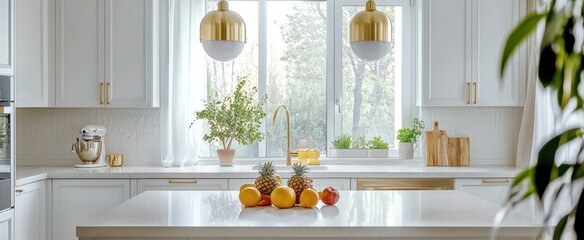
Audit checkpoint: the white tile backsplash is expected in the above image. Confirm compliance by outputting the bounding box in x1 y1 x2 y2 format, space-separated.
421 107 523 166
16 108 161 166
15 107 522 167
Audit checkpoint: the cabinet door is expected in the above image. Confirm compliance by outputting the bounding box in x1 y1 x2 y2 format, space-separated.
52 179 130 240
228 179 256 190
0 210 14 240
55 0 103 107
422 0 471 106
454 178 534 215
15 0 52 107
15 181 46 240
0 0 13 76
312 179 351 191
472 0 523 106
136 179 228 196
104 0 155 107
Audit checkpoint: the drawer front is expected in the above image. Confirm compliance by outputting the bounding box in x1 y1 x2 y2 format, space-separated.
356 179 454 190
136 179 228 195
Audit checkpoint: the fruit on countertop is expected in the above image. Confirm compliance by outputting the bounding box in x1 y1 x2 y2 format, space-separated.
239 187 262 207
320 187 340 205
287 163 313 203
239 183 255 192
257 195 271 206
270 186 296 209
299 189 319 208
254 162 281 195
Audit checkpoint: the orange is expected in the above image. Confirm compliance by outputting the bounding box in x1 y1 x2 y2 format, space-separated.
239 183 255 192
239 187 262 207
300 189 319 208
270 186 296 209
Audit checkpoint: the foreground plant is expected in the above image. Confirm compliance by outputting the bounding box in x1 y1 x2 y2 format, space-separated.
498 0 584 238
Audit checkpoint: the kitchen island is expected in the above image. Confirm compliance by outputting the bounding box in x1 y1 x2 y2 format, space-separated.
77 190 540 240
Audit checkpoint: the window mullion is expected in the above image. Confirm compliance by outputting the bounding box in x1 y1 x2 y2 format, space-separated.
258 0 267 157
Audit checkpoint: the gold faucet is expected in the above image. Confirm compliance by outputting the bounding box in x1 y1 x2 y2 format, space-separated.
273 104 298 166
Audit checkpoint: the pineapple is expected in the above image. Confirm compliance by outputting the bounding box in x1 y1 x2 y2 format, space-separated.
254 162 281 195
287 163 313 203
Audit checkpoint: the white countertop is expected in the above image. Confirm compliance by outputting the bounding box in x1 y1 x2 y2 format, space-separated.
15 163 520 186
77 190 540 239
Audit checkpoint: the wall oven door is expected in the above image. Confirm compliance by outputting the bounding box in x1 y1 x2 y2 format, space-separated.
0 75 13 213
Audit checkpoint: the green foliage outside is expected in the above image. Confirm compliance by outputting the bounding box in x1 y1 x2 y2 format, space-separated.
396 118 425 143
194 78 267 150
497 1 584 239
368 137 389 149
332 135 351 149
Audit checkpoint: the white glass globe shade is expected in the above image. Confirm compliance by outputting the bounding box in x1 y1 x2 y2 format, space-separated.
350 41 392 61
202 40 245 61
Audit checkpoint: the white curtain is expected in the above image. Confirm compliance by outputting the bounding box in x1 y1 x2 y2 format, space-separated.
162 0 207 167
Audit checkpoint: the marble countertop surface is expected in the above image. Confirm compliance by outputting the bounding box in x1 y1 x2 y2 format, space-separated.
16 162 520 186
77 190 540 239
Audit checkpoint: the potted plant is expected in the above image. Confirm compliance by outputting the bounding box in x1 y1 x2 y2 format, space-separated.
328 135 367 158
495 1 584 238
367 136 389 158
194 78 267 166
396 118 425 159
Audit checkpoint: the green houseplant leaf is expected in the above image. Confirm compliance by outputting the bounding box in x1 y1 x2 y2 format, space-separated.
500 12 546 78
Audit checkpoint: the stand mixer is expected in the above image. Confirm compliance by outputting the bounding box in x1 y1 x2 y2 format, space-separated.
72 125 107 168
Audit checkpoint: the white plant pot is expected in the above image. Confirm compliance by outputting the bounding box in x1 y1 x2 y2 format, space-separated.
328 149 368 158
398 142 414 159
217 149 235 166
367 149 389 158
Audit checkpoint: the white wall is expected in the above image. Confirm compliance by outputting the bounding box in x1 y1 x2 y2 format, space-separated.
16 108 161 166
421 107 523 166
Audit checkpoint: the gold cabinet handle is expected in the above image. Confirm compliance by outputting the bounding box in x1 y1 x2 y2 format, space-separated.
99 83 104 104
482 179 509 184
15 189 23 193
168 180 198 184
467 82 471 104
106 83 110 104
473 82 477 104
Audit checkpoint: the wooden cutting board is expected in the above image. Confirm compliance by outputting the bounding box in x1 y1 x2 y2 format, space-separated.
425 121 470 166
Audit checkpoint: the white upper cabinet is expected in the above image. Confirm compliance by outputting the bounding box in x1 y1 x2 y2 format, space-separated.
0 0 14 76
421 0 525 106
15 0 53 107
53 0 158 108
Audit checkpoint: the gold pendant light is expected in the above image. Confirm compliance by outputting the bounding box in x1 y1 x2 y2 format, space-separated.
349 0 392 61
200 0 246 61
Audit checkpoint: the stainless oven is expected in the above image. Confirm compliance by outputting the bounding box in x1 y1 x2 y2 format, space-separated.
0 75 14 213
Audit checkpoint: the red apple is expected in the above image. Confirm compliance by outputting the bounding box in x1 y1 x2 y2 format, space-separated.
320 187 340 205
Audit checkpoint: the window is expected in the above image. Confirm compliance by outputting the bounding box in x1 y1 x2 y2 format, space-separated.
201 0 414 158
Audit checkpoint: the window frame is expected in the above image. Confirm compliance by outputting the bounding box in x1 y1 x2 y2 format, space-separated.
202 0 417 158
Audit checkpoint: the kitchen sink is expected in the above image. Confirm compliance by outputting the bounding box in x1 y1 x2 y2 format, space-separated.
251 165 328 171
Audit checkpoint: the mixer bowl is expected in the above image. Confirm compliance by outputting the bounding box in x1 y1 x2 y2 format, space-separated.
72 141 102 163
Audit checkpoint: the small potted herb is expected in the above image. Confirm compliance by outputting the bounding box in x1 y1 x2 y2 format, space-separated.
396 118 425 159
194 78 267 166
367 136 389 158
328 135 367 158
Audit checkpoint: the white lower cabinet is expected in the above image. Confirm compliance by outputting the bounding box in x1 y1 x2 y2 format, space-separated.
228 178 351 191
135 179 228 196
15 180 46 240
0 209 14 240
454 178 534 215
52 179 130 240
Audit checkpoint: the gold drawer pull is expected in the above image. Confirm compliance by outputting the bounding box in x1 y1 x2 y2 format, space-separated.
15 189 23 193
467 82 471 104
168 180 198 184
482 179 509 184
106 83 110 104
99 83 104 104
473 82 477 104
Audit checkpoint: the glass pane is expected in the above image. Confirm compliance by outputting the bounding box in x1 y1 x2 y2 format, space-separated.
341 5 401 148
202 1 259 158
266 1 327 156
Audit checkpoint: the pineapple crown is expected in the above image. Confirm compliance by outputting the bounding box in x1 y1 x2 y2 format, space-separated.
291 163 309 176
257 162 276 176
